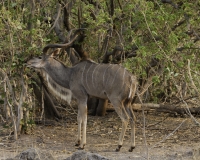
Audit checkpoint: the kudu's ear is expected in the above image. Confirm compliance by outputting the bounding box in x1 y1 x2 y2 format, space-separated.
50 48 61 58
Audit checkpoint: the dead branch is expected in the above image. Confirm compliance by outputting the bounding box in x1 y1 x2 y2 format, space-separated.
161 0 178 9
132 103 200 117
62 0 74 31
150 120 186 149
172 19 185 31
16 73 27 134
187 59 200 97
45 3 62 36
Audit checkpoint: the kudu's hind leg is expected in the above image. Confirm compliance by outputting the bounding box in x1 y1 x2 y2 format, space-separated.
111 99 129 152
125 102 136 152
76 101 87 149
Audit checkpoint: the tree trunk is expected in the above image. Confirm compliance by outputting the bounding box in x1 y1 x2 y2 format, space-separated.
87 97 99 116
96 99 108 116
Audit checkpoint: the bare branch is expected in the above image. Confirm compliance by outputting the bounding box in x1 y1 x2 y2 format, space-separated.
27 0 36 31
45 3 62 36
176 47 200 51
187 59 200 97
172 19 185 31
161 0 178 9
150 120 186 149
16 74 27 133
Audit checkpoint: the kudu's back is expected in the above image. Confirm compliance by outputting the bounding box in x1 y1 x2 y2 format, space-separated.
70 60 137 101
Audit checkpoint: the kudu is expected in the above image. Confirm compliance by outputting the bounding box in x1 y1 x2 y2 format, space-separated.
27 40 138 152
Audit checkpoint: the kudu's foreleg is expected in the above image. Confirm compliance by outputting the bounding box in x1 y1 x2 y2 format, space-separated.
76 103 87 149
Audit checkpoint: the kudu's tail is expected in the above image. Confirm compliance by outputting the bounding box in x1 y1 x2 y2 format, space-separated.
128 75 138 102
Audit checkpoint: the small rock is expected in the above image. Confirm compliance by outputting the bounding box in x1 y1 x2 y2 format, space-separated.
6 148 54 160
65 150 110 160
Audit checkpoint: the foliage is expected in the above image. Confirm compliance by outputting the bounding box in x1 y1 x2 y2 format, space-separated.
0 0 200 135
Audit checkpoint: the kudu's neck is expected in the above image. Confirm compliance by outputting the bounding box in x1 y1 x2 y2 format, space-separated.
44 59 71 89
41 59 72 104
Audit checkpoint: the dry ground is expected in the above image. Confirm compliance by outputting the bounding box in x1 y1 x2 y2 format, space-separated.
0 108 200 160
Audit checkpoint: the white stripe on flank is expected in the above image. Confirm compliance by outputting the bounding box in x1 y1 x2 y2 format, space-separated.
44 73 72 104
103 64 111 87
105 65 115 86
86 63 93 91
122 68 126 88
82 62 87 85
110 65 121 89
92 64 100 89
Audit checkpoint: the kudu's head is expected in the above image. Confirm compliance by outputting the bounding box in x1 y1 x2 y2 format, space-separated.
26 49 60 70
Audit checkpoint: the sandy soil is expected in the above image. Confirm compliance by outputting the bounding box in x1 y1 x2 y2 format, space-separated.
0 109 200 160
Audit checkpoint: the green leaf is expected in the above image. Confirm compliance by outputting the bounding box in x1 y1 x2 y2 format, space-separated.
12 3 17 7
152 76 160 84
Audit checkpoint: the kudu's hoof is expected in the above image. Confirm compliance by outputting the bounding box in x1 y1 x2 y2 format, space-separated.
75 144 79 147
115 145 122 152
128 146 135 152
77 144 85 150
75 140 80 147
78 147 84 150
